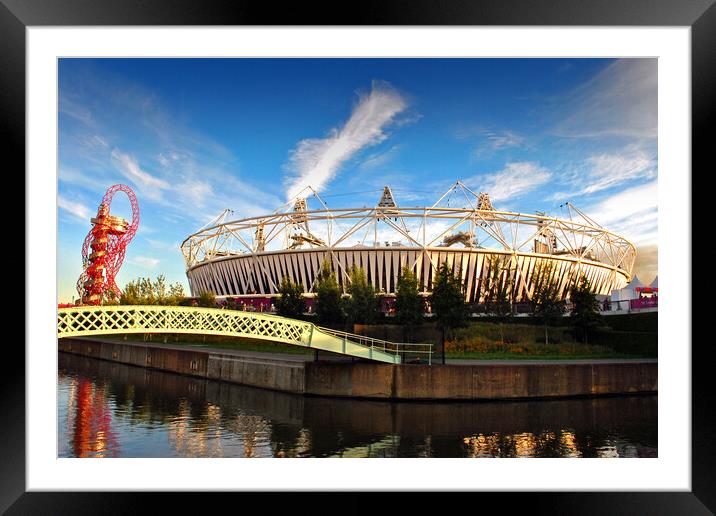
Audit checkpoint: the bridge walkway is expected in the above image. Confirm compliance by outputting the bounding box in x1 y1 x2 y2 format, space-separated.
57 305 432 365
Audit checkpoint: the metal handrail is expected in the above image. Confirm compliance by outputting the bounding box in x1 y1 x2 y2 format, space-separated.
599 298 658 313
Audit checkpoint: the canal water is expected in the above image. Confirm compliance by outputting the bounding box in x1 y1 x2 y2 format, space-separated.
58 353 657 458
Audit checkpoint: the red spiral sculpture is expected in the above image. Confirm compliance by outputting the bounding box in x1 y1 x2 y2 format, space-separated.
76 184 140 305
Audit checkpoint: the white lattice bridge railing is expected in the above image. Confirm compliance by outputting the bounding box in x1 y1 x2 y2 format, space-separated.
57 305 431 364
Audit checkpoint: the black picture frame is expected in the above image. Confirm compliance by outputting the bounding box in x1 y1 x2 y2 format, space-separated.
5 0 710 513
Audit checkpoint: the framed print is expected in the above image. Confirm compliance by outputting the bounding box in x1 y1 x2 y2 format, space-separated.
5 0 712 513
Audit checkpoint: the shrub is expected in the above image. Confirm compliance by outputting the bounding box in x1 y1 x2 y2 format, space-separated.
395 266 423 329
275 277 305 319
314 260 344 325
569 276 608 343
224 297 240 311
120 275 186 305
431 263 469 364
345 265 380 324
198 290 216 308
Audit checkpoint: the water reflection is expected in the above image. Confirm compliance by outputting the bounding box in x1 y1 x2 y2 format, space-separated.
58 353 657 458
63 376 118 457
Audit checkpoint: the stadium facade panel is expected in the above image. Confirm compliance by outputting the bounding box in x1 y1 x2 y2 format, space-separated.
186 247 627 303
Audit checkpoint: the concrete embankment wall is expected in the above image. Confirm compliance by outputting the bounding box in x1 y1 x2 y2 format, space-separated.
58 338 657 400
58 338 305 393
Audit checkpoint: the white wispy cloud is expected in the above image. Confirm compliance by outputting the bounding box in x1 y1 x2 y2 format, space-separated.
59 94 95 126
58 194 92 221
553 59 657 140
358 145 402 171
59 71 286 231
58 167 113 195
175 178 214 211
129 256 160 268
584 180 657 225
550 147 657 202
145 238 179 251
109 146 277 226
284 80 409 200
456 127 529 157
157 151 185 168
466 162 551 202
477 129 526 154
174 171 280 224
579 150 656 194
111 149 169 198
137 223 157 235
581 180 658 245
487 130 525 150
77 134 109 150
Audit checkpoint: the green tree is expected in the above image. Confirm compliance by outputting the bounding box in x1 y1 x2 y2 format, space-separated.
198 290 216 308
314 260 344 326
431 263 469 364
167 282 186 305
395 266 423 341
104 289 119 305
224 297 240 310
119 279 140 305
119 275 187 305
482 256 514 349
154 275 167 303
569 275 606 344
275 276 306 319
345 265 379 325
529 261 566 345
139 277 155 304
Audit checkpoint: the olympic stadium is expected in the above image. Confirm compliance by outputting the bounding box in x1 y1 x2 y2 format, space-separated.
180 181 636 306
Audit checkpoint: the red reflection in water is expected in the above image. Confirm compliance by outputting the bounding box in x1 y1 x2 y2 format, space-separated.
68 378 118 457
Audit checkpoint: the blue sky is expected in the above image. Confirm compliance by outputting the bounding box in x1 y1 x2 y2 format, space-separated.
58 58 658 302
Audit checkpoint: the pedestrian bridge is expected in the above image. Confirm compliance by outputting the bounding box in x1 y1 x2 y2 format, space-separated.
57 305 432 364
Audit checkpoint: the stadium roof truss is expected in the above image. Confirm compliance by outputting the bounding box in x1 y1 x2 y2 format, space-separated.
180 182 636 302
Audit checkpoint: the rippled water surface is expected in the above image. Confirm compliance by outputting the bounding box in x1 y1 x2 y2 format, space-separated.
58 353 657 458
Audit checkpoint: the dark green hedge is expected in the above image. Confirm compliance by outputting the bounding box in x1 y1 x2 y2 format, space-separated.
589 329 657 357
601 311 657 332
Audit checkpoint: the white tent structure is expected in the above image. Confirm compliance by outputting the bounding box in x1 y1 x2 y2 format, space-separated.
608 275 646 311
650 275 658 289
615 275 645 298
630 275 646 290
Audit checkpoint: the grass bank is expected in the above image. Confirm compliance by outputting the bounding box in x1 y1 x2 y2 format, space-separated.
356 316 656 359
87 331 651 361
444 321 655 358
445 351 648 360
